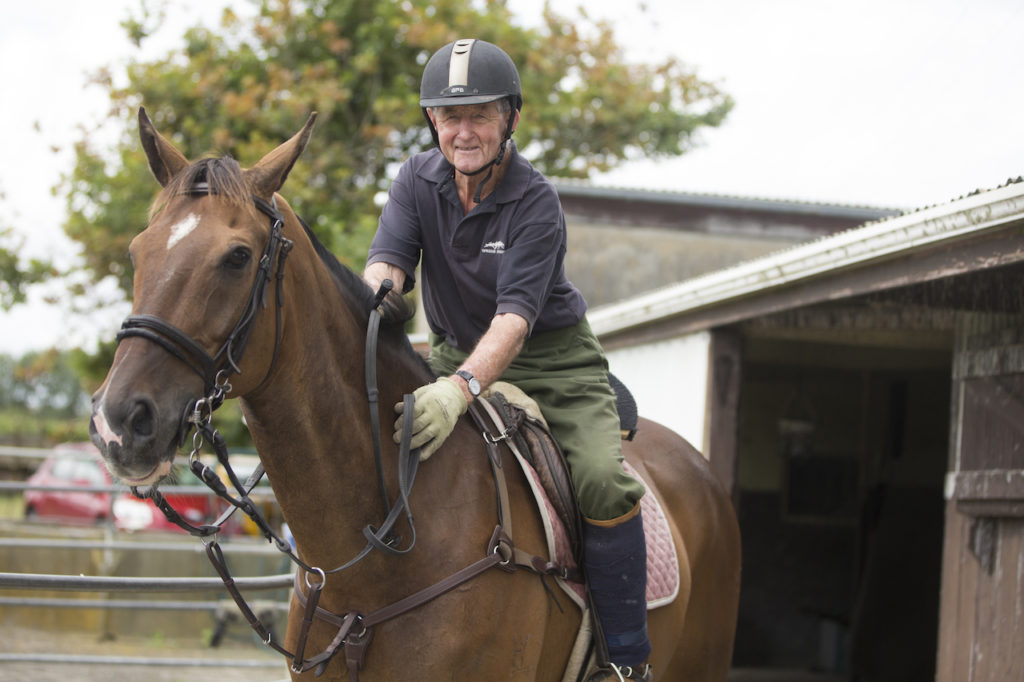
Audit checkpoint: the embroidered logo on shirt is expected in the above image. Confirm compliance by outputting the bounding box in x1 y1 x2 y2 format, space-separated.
482 240 506 254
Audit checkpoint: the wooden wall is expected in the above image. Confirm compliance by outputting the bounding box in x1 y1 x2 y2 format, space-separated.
937 313 1024 681
938 508 1024 681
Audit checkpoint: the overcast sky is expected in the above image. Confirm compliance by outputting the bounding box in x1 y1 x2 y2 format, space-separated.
2 0 1022 354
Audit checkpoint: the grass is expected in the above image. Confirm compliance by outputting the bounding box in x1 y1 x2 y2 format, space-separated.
0 407 91 447
0 492 24 520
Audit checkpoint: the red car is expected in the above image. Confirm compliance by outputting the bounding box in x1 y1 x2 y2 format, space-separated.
23 443 112 524
23 442 217 532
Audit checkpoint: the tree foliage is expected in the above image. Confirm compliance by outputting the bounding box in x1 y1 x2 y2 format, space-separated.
63 0 733 300
0 350 89 417
0 226 53 311
0 349 98 446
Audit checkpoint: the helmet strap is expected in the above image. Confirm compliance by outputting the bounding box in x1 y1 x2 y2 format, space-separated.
468 106 517 204
471 165 496 205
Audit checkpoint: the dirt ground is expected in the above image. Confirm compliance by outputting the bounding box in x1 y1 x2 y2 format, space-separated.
0 625 290 682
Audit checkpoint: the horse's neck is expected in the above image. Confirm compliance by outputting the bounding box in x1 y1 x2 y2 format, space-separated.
238 296 517 605
239 284 427 567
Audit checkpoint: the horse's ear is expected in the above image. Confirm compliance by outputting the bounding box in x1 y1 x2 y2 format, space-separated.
245 113 318 198
138 107 190 187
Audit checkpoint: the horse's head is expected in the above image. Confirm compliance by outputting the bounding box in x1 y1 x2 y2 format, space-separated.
90 107 316 485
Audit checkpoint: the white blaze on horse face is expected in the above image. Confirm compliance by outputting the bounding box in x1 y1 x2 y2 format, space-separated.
92 404 123 447
167 213 200 251
91 345 134 448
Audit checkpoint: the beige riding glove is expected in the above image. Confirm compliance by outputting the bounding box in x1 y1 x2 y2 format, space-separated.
394 377 468 461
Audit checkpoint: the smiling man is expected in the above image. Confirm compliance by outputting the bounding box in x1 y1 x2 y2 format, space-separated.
363 39 652 681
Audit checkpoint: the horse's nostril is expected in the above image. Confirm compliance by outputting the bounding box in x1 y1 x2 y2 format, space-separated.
128 400 155 438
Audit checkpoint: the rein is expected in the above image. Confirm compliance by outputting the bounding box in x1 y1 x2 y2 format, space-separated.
287 401 573 680
120 189 570 678
156 326 422 677
162 305 555 680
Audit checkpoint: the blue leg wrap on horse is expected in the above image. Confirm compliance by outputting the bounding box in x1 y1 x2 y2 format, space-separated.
584 507 651 667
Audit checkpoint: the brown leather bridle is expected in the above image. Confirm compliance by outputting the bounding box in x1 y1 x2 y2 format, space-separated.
117 185 293 400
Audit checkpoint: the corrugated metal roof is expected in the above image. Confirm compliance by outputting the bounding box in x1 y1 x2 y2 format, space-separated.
551 177 902 222
588 179 1024 337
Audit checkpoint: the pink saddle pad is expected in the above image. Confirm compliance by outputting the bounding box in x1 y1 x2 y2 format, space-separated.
518 456 680 609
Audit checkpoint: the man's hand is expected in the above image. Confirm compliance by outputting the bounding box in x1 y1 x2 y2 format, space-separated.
394 377 468 461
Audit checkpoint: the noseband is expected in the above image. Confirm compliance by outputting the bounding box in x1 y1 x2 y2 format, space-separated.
116 183 293 404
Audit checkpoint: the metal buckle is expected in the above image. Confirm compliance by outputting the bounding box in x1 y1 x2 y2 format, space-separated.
304 566 326 590
484 427 512 444
344 616 369 644
492 537 514 568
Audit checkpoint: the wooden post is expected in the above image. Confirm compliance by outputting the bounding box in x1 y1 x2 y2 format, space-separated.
707 326 743 503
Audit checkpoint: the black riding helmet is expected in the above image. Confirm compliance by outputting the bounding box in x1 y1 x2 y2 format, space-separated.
420 39 522 200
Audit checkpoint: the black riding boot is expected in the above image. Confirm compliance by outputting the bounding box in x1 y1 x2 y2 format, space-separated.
584 502 652 679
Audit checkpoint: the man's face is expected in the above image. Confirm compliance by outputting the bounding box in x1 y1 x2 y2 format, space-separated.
428 102 518 175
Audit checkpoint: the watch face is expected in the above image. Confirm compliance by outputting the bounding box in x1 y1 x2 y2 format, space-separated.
457 370 480 396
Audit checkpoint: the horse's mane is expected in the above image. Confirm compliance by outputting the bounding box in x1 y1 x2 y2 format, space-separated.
294 216 425 356
296 217 377 317
294 217 428 372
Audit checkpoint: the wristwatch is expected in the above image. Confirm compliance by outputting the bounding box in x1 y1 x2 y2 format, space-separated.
455 369 481 397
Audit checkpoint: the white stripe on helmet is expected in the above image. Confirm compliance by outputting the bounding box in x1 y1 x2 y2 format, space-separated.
448 39 475 91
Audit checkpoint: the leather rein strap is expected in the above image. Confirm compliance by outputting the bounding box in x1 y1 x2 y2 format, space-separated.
196 314 565 680
291 402 574 680
136 290 425 675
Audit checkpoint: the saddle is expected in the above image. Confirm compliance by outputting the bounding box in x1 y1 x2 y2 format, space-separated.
472 377 679 595
480 386 584 564
470 373 641 573
471 379 680 681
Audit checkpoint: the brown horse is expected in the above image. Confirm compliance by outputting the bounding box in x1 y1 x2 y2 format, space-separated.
89 108 741 680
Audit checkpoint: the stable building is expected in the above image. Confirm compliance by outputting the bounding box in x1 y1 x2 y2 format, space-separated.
589 179 1024 681
554 179 899 307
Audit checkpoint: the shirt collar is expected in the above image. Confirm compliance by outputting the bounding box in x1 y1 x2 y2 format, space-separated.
418 142 528 206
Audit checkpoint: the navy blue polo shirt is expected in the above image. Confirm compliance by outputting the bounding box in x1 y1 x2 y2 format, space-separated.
367 145 587 352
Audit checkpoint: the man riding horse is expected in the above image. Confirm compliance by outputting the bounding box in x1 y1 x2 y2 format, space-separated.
363 38 653 681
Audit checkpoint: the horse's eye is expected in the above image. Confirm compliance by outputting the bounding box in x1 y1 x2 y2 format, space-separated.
224 246 252 269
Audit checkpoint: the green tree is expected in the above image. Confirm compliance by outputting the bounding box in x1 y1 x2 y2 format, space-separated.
63 0 732 301
0 225 53 311
2 350 89 417
0 350 93 446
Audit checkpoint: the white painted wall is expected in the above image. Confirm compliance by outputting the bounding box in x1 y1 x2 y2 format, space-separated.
605 331 712 455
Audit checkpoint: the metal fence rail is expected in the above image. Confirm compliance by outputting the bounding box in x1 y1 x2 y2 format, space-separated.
0 480 277 499
0 653 283 668
0 570 293 592
0 596 290 612
0 536 281 553
1 445 293 671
